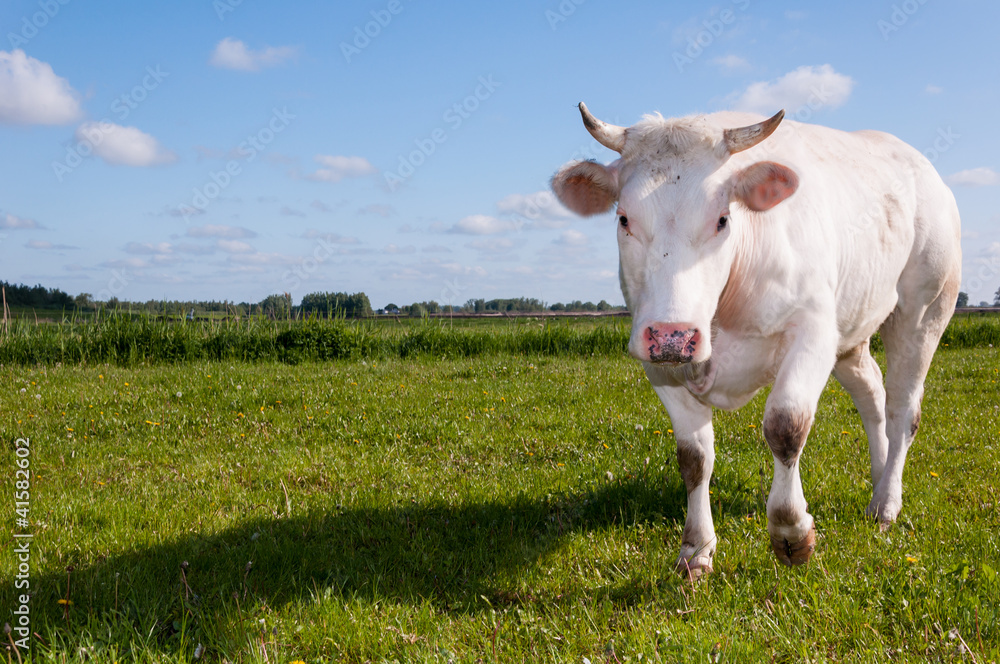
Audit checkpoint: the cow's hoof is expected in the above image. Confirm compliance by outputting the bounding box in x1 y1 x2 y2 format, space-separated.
865 504 897 532
770 525 816 566
675 558 713 581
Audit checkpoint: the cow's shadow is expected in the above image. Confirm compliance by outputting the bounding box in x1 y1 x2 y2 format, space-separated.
20 473 756 654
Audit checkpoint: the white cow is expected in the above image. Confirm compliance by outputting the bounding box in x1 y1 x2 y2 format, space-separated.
551 103 961 576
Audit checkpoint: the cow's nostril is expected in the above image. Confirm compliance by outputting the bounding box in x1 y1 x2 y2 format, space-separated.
642 323 700 364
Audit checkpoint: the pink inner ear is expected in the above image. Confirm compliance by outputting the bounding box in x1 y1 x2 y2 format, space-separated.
551 160 620 217
738 162 799 212
564 174 614 215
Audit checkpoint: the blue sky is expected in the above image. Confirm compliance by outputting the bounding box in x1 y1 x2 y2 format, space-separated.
1 0 998 308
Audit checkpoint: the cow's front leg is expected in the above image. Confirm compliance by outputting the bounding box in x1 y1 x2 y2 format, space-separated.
763 329 837 566
645 367 716 579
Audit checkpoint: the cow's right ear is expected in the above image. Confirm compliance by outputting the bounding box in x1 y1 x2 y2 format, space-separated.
551 160 620 217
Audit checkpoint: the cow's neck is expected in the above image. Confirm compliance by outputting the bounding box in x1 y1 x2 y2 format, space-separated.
714 217 762 333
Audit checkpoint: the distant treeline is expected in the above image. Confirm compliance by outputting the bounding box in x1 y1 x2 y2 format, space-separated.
1 281 75 310
393 297 626 316
0 281 627 318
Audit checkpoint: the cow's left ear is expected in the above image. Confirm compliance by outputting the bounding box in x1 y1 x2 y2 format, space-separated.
732 161 798 212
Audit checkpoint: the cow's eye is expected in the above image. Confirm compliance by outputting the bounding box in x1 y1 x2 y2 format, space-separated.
619 215 628 228
717 215 729 232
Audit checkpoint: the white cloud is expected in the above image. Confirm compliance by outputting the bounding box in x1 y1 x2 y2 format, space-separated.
495 191 572 229
301 229 360 244
383 259 488 282
226 252 297 266
25 239 77 250
216 239 255 254
174 243 216 255
74 122 176 167
186 224 257 239
165 205 205 218
422 244 452 253
0 213 41 230
358 203 395 217
124 241 219 257
946 167 1000 187
209 38 297 72
125 241 174 255
467 238 518 253
383 244 416 254
305 155 376 183
0 49 82 125
555 229 589 246
730 64 854 114
448 214 517 235
101 257 150 269
924 84 944 95
711 55 750 72
280 206 305 217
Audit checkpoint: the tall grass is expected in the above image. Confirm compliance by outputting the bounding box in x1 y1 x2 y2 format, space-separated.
0 313 634 365
1 311 996 366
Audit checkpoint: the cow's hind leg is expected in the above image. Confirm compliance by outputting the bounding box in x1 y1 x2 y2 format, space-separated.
869 277 958 527
832 339 889 489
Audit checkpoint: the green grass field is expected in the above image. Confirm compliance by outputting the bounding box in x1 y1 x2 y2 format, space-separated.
2 318 999 662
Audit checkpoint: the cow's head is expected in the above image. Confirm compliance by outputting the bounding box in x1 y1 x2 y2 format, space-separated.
551 103 798 366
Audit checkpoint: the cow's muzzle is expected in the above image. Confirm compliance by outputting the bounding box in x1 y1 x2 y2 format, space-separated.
636 323 702 365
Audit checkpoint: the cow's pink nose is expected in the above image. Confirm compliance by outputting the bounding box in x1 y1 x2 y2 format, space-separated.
644 323 701 364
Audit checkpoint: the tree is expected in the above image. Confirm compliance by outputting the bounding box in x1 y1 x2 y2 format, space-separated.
74 293 94 310
956 291 968 308
299 291 372 318
259 293 292 319
994 286 1000 307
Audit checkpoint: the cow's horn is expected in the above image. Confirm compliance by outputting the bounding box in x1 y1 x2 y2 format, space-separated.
578 102 626 153
724 109 785 154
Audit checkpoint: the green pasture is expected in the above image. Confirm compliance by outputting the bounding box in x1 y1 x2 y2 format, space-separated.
0 316 998 662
